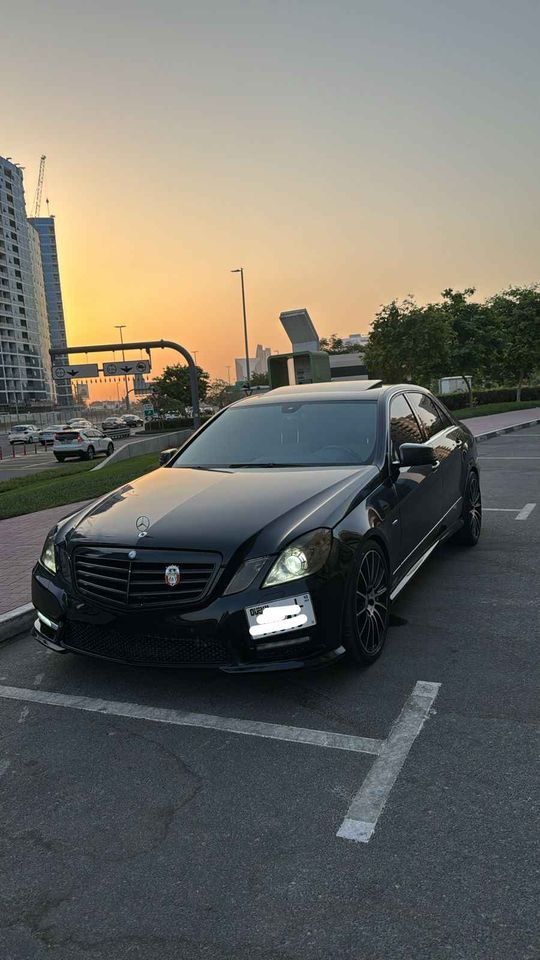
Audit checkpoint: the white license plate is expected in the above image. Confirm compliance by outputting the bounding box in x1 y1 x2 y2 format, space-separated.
245 593 316 638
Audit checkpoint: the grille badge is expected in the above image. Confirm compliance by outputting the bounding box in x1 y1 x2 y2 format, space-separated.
165 564 181 587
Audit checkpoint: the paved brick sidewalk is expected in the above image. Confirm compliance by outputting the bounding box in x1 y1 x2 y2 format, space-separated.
0 500 91 615
464 406 540 436
0 407 539 617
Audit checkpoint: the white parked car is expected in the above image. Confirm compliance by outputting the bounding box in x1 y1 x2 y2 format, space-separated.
52 428 115 462
8 424 40 445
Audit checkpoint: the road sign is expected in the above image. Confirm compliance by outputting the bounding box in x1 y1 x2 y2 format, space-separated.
143 406 154 420
53 363 100 381
103 359 151 377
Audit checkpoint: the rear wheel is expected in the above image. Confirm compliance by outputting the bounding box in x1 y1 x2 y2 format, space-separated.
454 470 482 545
85 445 95 461
342 541 390 664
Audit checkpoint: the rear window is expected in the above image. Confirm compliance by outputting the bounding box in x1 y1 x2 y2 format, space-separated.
56 431 80 440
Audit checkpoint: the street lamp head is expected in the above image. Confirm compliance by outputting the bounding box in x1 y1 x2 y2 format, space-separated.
231 268 242 273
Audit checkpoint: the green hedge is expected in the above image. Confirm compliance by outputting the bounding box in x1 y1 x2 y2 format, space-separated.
144 417 211 432
436 386 540 410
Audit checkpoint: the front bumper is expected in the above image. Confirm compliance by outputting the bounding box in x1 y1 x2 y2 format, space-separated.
32 562 347 672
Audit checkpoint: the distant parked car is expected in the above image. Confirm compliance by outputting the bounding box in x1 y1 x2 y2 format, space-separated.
53 428 114 462
39 424 69 446
121 414 143 427
101 416 129 432
68 418 93 430
8 424 40 445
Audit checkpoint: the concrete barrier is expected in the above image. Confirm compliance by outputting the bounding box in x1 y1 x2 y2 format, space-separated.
92 429 193 471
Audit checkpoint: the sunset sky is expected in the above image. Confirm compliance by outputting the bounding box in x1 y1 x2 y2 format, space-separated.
2 0 540 398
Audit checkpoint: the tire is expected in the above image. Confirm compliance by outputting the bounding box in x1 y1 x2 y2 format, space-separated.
85 445 95 461
342 541 390 665
454 470 482 546
106 443 114 456
54 455 65 462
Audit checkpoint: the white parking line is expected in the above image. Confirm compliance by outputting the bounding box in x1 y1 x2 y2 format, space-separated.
515 503 536 520
0 680 441 844
337 681 440 843
0 684 383 756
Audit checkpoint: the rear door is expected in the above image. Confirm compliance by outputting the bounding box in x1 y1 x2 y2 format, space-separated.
389 393 443 575
407 392 465 527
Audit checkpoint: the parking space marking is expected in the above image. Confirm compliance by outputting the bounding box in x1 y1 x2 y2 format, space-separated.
337 680 440 844
515 503 536 520
0 684 383 756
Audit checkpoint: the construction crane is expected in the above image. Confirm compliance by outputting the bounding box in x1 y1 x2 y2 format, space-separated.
32 155 47 218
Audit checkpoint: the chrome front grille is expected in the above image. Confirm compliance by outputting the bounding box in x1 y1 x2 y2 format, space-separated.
73 547 220 608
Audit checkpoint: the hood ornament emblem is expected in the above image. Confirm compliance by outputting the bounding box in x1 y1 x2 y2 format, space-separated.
136 515 150 538
165 564 181 587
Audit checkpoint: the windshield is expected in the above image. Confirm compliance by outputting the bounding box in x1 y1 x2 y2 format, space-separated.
173 400 378 468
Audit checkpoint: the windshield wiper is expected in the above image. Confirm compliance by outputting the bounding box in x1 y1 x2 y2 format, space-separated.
227 462 308 468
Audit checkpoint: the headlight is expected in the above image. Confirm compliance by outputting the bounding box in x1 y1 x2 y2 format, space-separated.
263 529 332 588
40 529 57 574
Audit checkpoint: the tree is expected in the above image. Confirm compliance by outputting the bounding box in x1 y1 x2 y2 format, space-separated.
151 363 209 410
363 297 454 387
249 371 269 386
206 378 242 408
487 285 540 399
319 334 358 354
441 288 503 406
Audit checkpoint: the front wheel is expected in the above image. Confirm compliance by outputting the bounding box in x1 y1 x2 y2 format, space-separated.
454 471 482 546
342 541 390 665
106 443 114 456
54 455 65 462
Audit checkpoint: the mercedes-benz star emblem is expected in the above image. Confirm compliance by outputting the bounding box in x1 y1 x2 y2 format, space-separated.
136 516 150 538
164 564 181 587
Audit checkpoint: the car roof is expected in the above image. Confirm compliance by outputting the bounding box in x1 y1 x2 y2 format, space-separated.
235 381 431 406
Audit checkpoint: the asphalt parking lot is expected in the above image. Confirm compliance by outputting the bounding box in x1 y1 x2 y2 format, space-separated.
0 428 538 960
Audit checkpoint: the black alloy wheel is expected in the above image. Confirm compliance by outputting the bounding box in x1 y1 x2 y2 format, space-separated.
455 470 482 545
343 541 390 664
106 443 114 456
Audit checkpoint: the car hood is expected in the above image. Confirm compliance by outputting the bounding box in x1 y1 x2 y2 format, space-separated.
66 464 378 561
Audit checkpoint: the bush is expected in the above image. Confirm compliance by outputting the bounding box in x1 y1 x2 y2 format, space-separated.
436 386 540 410
144 417 211 432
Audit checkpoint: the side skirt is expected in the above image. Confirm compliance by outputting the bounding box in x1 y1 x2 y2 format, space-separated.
389 519 463 602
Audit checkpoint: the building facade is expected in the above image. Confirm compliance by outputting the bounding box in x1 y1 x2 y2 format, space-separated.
28 216 72 406
235 343 272 382
0 157 55 408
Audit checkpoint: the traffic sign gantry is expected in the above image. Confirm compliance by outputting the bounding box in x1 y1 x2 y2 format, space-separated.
103 359 151 377
53 363 100 381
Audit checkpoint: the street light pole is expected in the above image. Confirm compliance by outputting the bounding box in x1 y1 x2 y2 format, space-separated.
114 324 130 411
231 267 250 386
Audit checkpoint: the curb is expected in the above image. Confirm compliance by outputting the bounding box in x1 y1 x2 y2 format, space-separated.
0 603 34 644
473 416 540 443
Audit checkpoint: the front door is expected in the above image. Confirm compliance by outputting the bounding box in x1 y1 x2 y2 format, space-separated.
407 392 464 528
389 393 443 578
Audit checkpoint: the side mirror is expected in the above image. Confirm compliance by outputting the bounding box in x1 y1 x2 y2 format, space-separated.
399 442 437 467
159 447 178 466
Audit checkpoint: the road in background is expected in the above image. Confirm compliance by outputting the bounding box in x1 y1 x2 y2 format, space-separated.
0 428 537 959
0 430 146 482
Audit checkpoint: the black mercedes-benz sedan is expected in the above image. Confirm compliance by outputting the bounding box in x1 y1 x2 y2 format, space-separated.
32 382 481 672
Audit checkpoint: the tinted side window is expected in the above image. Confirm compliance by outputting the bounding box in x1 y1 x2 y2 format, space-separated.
389 394 423 459
408 393 445 439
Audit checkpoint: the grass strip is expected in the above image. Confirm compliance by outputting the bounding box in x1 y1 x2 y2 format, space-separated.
0 452 159 520
453 401 540 419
